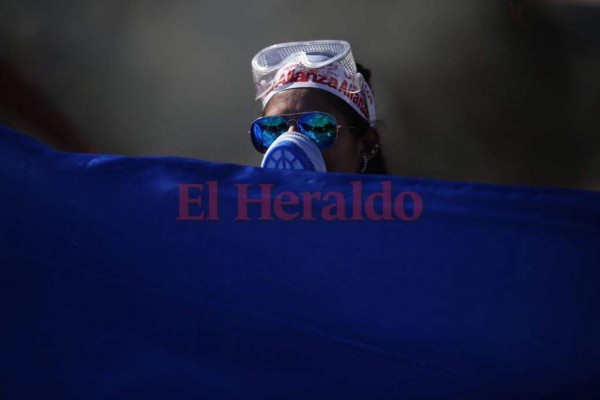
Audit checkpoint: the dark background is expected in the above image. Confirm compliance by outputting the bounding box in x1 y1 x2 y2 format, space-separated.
1 0 598 190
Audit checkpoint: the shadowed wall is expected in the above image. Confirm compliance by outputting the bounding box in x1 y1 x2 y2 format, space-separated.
1 0 598 189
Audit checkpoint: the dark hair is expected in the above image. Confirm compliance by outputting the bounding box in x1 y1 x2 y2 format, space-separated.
329 62 387 174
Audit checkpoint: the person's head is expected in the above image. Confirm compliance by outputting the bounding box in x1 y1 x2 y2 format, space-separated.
250 40 386 174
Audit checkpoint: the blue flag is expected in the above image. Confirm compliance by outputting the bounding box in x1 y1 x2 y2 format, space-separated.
1 125 599 399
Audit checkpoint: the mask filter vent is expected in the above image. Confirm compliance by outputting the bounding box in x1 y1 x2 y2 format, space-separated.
261 131 326 172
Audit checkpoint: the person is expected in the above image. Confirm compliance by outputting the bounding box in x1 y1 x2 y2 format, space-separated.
249 40 386 174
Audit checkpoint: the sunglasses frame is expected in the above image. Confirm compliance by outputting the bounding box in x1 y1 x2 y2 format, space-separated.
249 111 363 153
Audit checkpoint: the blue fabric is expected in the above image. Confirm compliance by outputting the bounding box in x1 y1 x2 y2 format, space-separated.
0 125 599 399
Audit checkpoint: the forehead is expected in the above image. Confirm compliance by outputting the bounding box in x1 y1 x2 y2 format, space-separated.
264 88 346 119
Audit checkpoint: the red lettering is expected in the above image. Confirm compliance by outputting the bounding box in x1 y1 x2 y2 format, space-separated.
328 77 338 89
364 181 393 221
321 192 347 221
273 191 299 221
206 180 219 220
301 191 321 220
350 180 363 220
177 183 219 221
235 184 274 221
393 192 424 221
296 70 308 82
315 74 328 85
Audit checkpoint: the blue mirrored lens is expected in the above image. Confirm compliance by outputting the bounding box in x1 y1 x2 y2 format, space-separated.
297 112 337 150
251 116 288 152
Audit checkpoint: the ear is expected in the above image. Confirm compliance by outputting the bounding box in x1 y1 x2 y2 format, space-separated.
360 128 381 161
